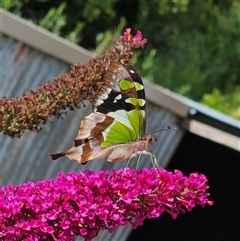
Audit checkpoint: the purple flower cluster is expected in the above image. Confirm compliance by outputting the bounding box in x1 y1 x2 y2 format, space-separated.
0 168 213 240
120 28 147 49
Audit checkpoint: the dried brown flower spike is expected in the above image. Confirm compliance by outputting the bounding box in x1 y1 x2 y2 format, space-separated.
0 28 147 138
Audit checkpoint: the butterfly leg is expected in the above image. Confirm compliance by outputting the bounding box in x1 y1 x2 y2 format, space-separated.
126 154 135 167
138 150 159 167
150 153 159 167
127 151 158 168
126 152 141 168
136 152 142 169
127 152 145 169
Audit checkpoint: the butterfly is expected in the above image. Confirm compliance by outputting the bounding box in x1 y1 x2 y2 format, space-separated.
50 61 157 164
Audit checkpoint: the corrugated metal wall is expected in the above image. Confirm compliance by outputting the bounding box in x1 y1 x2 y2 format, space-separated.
0 34 185 240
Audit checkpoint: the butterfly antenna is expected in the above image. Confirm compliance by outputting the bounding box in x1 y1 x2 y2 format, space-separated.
152 126 178 135
152 125 171 134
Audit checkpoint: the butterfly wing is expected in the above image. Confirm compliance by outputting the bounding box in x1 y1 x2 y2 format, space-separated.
51 112 115 163
51 61 147 163
93 61 146 145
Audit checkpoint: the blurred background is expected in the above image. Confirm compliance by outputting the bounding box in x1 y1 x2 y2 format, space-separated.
2 0 239 120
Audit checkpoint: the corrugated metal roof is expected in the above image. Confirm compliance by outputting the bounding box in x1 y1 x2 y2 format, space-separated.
0 34 184 241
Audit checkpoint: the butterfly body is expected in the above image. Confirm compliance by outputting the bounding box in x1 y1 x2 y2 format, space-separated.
105 134 157 162
51 61 157 164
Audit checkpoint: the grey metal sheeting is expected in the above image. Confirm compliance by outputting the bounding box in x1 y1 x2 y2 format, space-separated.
0 34 184 241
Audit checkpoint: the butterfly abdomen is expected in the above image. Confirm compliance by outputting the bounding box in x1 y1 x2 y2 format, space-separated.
50 152 66 160
107 135 156 162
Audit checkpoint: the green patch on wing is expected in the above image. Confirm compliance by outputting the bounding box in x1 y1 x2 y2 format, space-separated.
134 81 144 91
119 79 134 91
102 109 144 147
125 98 138 106
138 99 145 107
125 97 146 107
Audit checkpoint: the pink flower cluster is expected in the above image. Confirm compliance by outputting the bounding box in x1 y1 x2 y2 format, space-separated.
120 28 147 48
0 168 213 240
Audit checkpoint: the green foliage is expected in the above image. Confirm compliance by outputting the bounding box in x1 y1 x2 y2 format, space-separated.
38 3 85 43
2 0 239 119
157 0 189 14
135 0 240 100
82 0 116 21
201 87 240 119
0 0 22 13
65 22 85 44
39 3 66 35
95 17 126 55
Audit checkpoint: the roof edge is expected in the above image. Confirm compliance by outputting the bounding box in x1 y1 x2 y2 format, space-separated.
0 8 94 64
181 119 239 151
